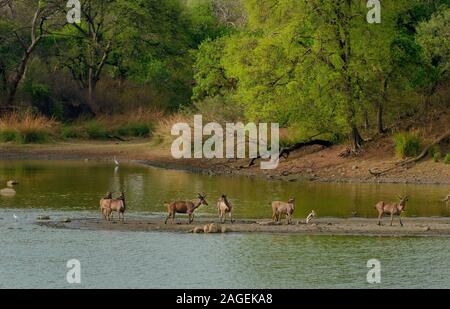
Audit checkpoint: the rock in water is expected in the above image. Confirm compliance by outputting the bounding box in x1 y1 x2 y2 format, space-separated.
7 180 19 187
208 223 221 233
193 227 204 233
0 188 16 196
37 215 51 221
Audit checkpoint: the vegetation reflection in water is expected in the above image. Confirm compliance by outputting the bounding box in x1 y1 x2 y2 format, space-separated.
1 160 449 218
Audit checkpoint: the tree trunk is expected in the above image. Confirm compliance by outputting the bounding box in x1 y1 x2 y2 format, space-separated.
5 7 42 106
6 51 32 106
349 126 363 152
364 110 369 131
376 101 384 134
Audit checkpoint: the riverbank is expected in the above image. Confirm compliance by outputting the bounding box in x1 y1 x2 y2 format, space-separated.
37 216 450 237
1 137 449 184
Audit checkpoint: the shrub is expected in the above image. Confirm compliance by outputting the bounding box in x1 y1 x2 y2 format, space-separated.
86 121 108 139
394 132 422 159
0 111 56 144
61 126 82 139
17 130 49 144
433 152 442 162
0 130 17 142
117 122 152 137
444 154 450 164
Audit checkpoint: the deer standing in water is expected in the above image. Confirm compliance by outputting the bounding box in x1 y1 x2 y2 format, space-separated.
100 192 113 220
217 194 234 223
271 197 295 224
109 191 126 222
375 195 408 226
165 193 208 224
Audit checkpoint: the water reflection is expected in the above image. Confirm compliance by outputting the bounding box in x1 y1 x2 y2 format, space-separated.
0 160 449 218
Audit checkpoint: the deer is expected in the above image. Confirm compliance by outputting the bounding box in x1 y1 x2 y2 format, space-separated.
271 197 295 224
99 192 113 220
217 194 234 223
109 191 126 222
375 195 408 226
165 193 208 225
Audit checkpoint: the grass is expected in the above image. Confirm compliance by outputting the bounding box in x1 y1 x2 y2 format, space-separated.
61 126 83 139
445 154 450 164
86 121 109 140
0 130 17 142
0 111 56 144
153 113 192 145
116 122 153 137
394 131 422 159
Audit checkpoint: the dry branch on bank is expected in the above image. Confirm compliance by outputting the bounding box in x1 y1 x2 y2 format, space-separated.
369 129 450 177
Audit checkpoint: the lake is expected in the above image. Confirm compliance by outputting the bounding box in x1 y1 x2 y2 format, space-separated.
0 160 449 288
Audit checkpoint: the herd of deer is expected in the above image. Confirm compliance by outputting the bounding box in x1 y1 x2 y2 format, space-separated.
99 191 450 227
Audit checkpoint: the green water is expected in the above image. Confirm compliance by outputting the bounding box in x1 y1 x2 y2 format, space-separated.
1 160 449 288
0 160 449 218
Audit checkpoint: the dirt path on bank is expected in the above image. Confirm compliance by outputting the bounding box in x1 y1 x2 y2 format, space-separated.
1 138 449 184
36 216 450 237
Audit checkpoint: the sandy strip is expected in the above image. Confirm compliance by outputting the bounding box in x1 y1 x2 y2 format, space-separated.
36 216 450 237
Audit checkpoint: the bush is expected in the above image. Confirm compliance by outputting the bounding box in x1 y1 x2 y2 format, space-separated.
86 121 108 139
433 152 442 162
17 129 49 144
444 154 450 164
0 130 17 142
116 122 152 137
394 132 422 159
61 126 82 139
0 111 56 144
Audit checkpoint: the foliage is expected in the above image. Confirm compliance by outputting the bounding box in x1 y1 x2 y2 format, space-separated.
444 154 450 164
86 121 109 140
394 132 422 159
116 122 153 137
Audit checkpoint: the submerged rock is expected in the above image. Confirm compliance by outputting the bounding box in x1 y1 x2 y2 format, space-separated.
0 188 16 196
202 223 222 233
61 218 71 223
37 215 51 221
6 180 19 187
193 227 204 233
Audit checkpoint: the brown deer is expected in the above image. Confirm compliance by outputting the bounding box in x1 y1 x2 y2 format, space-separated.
271 197 295 224
217 194 234 223
165 193 208 225
99 192 113 220
375 195 408 226
109 191 126 222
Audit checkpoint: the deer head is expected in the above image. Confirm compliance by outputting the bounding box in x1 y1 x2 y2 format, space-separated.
197 193 209 206
397 195 408 211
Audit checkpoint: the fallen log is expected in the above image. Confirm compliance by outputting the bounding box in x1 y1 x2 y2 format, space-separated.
107 134 129 142
242 139 333 168
369 129 450 177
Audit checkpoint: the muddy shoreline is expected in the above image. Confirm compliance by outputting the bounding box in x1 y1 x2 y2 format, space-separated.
36 216 450 237
1 141 450 184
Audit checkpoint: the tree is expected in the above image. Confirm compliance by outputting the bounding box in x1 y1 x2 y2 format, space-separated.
0 0 61 108
416 6 450 99
56 0 116 110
